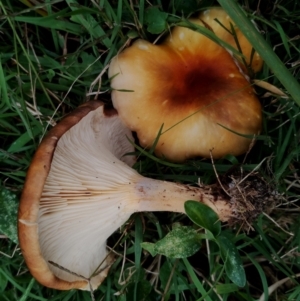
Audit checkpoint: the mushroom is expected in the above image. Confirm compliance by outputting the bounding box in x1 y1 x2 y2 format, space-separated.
194 7 263 73
109 7 262 162
18 100 268 291
18 101 136 290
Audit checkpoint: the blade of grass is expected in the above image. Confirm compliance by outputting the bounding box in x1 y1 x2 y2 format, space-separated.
100 0 117 23
182 258 213 301
217 0 300 107
0 268 47 301
65 0 112 48
134 215 143 301
177 19 244 58
0 56 9 108
17 0 63 16
0 2 56 112
139 0 145 26
105 276 112 301
273 20 291 58
254 219 294 277
19 278 35 301
13 13 83 34
274 118 294 171
247 255 269 301
45 1 60 53
117 0 122 24
7 125 42 153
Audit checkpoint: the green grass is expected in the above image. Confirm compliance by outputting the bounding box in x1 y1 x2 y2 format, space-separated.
0 0 300 300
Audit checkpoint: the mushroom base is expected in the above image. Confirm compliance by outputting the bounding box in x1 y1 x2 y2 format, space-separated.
210 169 278 228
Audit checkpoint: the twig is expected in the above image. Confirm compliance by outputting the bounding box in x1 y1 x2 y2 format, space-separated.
209 149 231 197
262 212 294 236
258 273 300 301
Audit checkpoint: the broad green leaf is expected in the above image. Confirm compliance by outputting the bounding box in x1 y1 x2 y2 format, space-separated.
145 7 168 34
140 242 157 257
127 30 139 39
184 201 221 237
217 234 246 287
144 226 202 259
0 188 19 243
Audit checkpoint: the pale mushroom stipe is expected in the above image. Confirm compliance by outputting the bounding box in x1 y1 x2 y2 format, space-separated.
109 7 263 162
18 100 273 291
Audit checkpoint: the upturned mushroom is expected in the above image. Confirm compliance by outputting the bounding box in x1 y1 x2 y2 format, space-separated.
18 101 270 291
109 7 262 162
18 101 137 290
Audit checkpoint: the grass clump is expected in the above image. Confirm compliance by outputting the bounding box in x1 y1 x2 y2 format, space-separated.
0 0 300 300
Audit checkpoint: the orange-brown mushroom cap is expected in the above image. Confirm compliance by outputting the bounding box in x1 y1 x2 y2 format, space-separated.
18 101 136 290
191 7 263 73
109 8 262 162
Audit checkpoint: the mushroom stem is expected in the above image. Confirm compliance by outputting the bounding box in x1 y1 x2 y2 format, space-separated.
133 178 232 221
